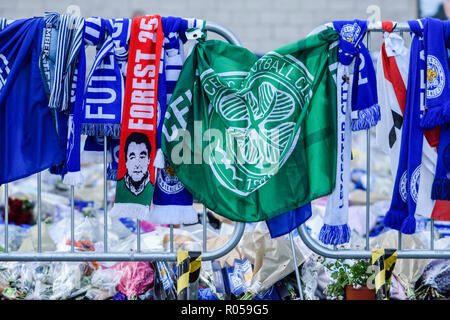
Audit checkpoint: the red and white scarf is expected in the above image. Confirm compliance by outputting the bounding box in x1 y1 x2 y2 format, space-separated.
110 15 164 220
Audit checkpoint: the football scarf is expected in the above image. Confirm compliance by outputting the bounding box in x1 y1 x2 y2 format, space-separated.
428 18 450 201
61 18 86 186
109 15 164 220
319 62 352 245
149 17 199 225
421 18 450 129
383 20 426 234
332 20 380 132
375 22 409 178
47 12 85 112
82 17 130 137
0 18 65 184
162 27 339 222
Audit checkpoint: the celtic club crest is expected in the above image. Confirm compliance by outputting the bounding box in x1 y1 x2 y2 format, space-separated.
201 52 314 196
427 55 445 99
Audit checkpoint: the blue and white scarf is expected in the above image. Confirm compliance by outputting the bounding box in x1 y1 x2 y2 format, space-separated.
332 20 380 132
383 20 426 234
0 17 66 184
82 17 130 137
149 17 201 225
421 18 450 129
63 31 87 186
430 19 450 201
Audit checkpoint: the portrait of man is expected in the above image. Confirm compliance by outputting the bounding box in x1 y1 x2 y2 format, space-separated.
116 132 154 199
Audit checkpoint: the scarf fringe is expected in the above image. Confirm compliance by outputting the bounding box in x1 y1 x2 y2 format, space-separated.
81 123 122 137
400 215 416 234
81 150 103 164
62 171 84 186
351 104 381 131
420 103 450 129
109 203 151 220
154 149 165 169
318 224 350 245
107 168 118 181
149 205 199 225
383 209 408 231
431 178 450 200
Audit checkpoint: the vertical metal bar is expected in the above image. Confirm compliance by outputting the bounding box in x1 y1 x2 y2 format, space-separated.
398 231 402 250
3 183 8 253
430 219 435 250
70 186 75 253
37 173 42 253
170 224 174 252
103 136 108 253
202 205 207 252
365 31 371 251
137 219 141 252
289 232 304 300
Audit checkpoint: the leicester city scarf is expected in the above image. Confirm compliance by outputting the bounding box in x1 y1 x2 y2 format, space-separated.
383 20 426 234
149 17 199 225
109 15 164 220
162 27 339 222
426 18 450 201
319 61 352 245
82 17 130 137
0 18 65 184
421 18 450 129
333 20 380 132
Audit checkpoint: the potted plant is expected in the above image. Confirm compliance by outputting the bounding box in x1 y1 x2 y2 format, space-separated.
324 258 376 300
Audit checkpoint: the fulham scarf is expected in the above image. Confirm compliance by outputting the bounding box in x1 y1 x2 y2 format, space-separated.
109 15 164 220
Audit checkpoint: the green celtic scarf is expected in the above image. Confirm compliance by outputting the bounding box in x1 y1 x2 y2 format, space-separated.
162 27 339 222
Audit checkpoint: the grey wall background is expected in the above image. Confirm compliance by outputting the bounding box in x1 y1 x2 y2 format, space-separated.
1 0 418 53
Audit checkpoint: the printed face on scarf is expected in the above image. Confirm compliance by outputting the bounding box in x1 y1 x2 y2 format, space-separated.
125 133 151 184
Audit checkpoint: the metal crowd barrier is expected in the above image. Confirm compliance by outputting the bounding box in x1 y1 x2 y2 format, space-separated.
0 20 245 262
298 22 450 260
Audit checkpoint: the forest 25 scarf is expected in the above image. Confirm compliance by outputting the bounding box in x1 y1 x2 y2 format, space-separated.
383 20 426 234
332 20 380 132
161 27 339 222
149 17 200 225
109 15 164 220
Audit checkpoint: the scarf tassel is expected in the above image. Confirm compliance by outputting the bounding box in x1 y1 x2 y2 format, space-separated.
109 203 151 221
149 205 198 225
81 123 122 137
318 224 351 245
351 103 381 131
62 171 84 186
400 215 416 234
420 104 450 129
431 178 450 200
383 209 408 231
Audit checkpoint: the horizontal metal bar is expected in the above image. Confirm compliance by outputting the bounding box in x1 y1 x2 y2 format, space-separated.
297 224 450 259
0 220 245 262
367 22 411 32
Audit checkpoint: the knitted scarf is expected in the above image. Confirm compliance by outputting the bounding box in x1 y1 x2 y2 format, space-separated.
383 20 426 234
109 15 164 220
149 17 199 225
332 20 380 132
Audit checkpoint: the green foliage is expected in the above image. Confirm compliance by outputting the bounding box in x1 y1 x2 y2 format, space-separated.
324 259 373 300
